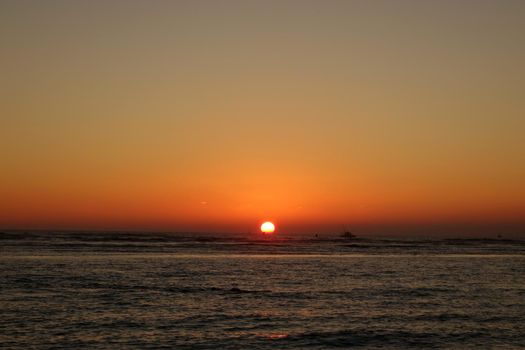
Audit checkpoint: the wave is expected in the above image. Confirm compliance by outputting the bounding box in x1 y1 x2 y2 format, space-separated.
2 231 525 257
284 329 491 348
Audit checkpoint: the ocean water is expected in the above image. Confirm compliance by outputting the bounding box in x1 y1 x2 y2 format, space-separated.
1 232 524 349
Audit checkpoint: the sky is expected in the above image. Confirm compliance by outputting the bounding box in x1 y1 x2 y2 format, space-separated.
1 0 524 236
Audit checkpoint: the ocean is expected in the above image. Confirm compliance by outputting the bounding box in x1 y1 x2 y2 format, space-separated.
1 231 524 349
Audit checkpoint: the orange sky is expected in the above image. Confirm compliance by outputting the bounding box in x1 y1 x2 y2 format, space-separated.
1 1 524 236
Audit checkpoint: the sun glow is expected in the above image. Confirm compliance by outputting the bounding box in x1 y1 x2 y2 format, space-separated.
260 221 275 234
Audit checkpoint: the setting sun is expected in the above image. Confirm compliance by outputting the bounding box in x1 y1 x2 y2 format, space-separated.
260 221 275 234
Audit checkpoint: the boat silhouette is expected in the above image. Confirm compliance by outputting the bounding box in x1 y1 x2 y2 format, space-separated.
340 226 356 239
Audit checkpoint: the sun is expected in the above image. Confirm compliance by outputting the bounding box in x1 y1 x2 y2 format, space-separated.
260 221 275 234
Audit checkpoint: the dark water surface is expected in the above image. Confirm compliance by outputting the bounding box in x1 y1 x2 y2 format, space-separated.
1 232 524 349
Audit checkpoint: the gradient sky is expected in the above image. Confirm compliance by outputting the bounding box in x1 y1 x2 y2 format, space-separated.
1 0 524 236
